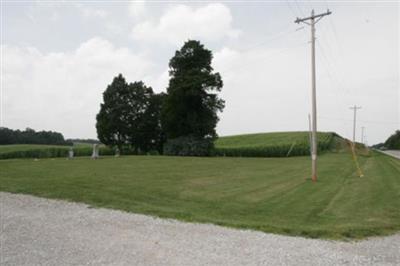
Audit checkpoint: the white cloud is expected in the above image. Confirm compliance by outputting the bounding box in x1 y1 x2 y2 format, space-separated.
132 3 240 45
144 68 169 93
83 9 108 19
212 45 313 136
2 38 155 138
212 38 398 143
75 4 108 19
129 1 147 19
3 3 398 144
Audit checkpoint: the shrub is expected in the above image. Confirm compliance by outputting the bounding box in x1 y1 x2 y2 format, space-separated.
164 136 214 156
0 147 69 159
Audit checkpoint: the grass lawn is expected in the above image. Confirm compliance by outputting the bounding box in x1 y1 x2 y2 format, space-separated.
1 151 399 240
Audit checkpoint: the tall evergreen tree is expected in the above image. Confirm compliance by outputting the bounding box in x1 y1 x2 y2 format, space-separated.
162 40 224 141
96 74 130 150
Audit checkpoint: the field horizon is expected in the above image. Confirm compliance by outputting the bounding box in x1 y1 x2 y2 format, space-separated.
0 131 345 160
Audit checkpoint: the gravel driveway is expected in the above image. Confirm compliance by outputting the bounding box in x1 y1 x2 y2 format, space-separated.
1 192 399 266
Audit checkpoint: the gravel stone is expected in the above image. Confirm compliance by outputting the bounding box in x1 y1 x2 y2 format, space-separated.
1 192 399 266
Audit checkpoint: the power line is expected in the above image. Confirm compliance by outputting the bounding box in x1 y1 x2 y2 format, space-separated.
316 39 349 98
293 0 306 17
161 40 309 95
233 24 302 54
220 41 308 76
361 126 365 144
285 0 300 17
321 0 346 84
318 116 399 125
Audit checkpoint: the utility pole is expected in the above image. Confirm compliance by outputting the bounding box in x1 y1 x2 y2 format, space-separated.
361 126 365 144
295 9 331 182
349 105 362 144
308 114 312 157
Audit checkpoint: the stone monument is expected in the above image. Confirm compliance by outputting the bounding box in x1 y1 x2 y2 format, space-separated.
68 147 74 159
91 144 99 159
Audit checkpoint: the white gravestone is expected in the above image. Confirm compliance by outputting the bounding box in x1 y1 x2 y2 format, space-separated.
91 144 99 159
68 147 74 159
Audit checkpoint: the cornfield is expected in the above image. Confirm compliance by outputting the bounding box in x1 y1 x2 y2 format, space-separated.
214 132 336 158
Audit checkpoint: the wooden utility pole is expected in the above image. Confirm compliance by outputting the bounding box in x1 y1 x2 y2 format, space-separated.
350 105 362 144
308 114 312 157
295 9 331 182
361 126 365 144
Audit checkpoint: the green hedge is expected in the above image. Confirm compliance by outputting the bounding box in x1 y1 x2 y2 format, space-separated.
0 144 162 160
0 146 116 160
164 136 213 156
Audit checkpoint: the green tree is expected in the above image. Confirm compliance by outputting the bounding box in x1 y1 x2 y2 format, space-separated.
140 92 166 154
96 74 130 150
384 130 400 149
162 40 224 143
0 127 69 145
126 82 165 153
96 74 164 153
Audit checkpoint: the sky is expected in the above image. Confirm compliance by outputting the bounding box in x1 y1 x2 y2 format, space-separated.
1 0 399 145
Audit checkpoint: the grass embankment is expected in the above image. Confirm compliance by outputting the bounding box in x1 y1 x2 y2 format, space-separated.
1 150 399 239
215 131 336 157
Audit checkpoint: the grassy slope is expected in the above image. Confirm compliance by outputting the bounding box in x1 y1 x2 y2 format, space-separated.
215 131 333 148
1 151 399 239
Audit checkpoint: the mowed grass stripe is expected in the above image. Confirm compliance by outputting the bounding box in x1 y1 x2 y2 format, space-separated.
183 157 309 201
0 152 399 239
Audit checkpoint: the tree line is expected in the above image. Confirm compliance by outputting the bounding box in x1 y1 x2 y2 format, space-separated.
384 130 400 149
372 130 400 150
96 40 224 156
0 127 71 145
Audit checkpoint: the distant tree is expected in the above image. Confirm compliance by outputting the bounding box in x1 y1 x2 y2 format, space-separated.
96 74 165 153
384 130 400 149
0 127 17 144
371 142 385 149
0 127 69 145
162 40 224 147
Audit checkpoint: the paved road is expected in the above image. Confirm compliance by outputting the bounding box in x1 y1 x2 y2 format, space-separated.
1 192 400 266
379 150 400 160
